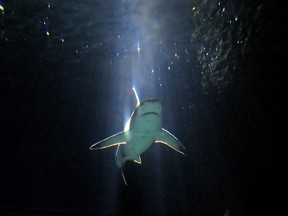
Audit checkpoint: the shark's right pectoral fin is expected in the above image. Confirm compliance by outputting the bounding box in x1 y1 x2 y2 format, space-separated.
90 131 127 150
155 128 186 155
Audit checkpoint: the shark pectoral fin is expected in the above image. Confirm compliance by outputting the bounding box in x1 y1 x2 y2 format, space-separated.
90 131 127 150
155 128 186 155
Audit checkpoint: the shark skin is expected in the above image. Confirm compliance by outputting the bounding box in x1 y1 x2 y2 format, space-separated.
90 98 186 170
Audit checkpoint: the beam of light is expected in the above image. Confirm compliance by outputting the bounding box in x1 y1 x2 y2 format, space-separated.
115 1 161 98
124 118 130 132
137 41 141 54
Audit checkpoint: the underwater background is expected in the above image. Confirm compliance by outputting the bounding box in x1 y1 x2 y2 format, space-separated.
0 0 282 215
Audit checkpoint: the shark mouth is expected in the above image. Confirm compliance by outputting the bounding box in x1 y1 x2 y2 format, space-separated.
141 112 160 117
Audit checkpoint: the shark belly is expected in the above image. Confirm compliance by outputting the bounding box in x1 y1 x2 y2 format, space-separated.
115 131 156 168
123 130 156 157
127 111 161 155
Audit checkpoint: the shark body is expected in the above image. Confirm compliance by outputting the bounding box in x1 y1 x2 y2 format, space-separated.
90 91 186 183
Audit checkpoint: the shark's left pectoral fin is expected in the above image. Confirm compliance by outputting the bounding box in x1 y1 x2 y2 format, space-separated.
155 128 186 155
90 131 127 150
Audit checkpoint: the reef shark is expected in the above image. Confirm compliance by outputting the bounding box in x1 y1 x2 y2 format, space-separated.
90 88 186 184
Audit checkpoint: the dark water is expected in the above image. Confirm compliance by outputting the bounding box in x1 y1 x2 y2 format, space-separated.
0 0 281 215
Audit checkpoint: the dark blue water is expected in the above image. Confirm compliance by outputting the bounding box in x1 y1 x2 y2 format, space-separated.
0 0 281 215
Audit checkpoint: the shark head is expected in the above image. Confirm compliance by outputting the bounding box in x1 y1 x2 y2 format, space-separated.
128 99 162 132
135 99 162 117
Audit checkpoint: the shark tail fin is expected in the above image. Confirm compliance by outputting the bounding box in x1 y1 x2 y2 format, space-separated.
155 128 186 155
90 131 127 150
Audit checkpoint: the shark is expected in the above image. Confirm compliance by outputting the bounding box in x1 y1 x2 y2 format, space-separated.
90 88 186 184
